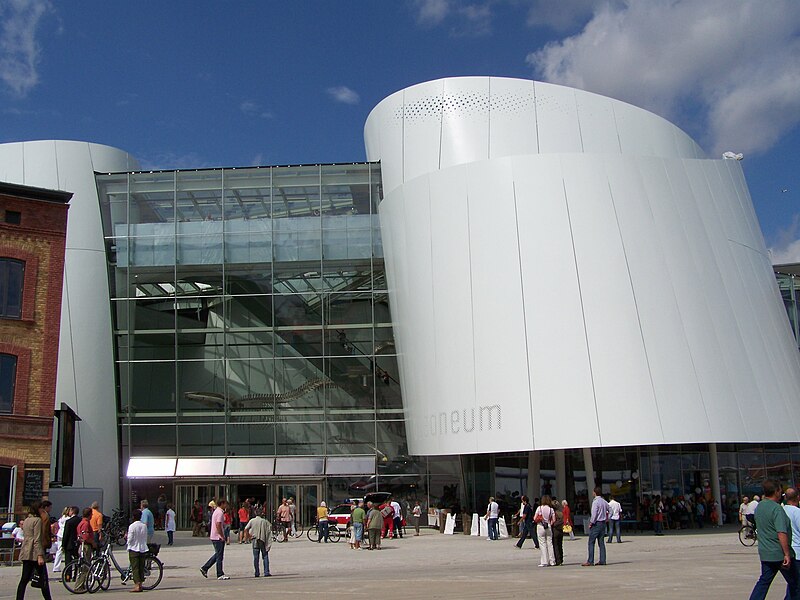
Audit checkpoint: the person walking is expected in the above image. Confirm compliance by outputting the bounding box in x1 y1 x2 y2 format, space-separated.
515 496 535 549
412 501 422 536
562 500 576 541
740 496 751 526
244 508 272 577
126 509 148 593
652 495 665 535
748 480 798 599
534 495 556 567
316 502 330 543
200 498 230 581
351 501 366 550
366 501 383 550
165 503 176 546
276 499 291 540
15 501 52 600
287 498 297 536
485 497 499 541
582 487 609 567
785 487 800 597
607 495 622 543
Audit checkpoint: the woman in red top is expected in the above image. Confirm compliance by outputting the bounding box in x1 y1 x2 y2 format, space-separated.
224 507 233 545
561 499 576 541
238 504 250 543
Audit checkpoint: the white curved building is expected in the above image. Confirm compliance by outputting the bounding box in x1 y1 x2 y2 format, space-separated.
0 141 138 509
365 76 800 457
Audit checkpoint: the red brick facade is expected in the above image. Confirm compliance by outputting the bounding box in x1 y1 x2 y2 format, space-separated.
0 182 71 515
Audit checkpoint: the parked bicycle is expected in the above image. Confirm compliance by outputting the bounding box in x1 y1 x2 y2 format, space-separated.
739 522 757 547
306 520 341 543
61 544 93 595
102 509 129 548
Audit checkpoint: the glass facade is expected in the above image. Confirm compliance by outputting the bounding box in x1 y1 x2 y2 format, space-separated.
776 269 800 348
97 163 431 518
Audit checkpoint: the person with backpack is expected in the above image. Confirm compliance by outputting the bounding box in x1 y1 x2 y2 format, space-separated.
244 508 272 577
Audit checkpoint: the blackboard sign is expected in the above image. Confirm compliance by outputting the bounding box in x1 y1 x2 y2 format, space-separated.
23 470 44 505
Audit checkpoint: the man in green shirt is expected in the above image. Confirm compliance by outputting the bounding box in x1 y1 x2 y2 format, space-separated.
366 501 383 550
351 501 366 550
749 479 799 600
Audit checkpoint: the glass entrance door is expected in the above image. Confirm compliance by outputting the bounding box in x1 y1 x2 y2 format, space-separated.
175 483 229 530
275 482 321 528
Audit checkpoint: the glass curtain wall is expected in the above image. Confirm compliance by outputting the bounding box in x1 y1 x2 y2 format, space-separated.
97 163 409 480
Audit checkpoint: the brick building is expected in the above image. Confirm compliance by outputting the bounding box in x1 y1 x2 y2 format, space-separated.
0 181 71 516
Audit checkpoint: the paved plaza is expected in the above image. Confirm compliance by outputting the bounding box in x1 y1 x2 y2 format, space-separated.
1 525 788 599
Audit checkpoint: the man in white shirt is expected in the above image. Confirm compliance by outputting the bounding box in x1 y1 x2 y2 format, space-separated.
607 496 622 543
390 498 403 539
740 496 750 526
746 496 760 527
485 497 500 541
126 509 149 593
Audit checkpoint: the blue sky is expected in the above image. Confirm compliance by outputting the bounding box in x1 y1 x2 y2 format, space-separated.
1 0 799 257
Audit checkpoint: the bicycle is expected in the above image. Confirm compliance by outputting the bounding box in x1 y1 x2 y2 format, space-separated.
288 520 304 538
102 509 129 547
739 522 757 547
62 545 93 595
86 542 163 593
270 518 287 543
306 520 341 543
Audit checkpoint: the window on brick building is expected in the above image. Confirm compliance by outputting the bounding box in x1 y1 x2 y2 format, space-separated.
0 353 16 413
0 258 25 318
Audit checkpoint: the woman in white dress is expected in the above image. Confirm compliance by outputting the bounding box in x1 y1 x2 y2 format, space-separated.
534 495 556 567
51 507 70 572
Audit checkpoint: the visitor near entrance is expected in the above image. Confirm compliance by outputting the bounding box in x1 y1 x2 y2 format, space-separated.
366 501 383 550
165 503 176 546
140 500 155 543
607 495 622 543
412 501 422 536
748 480 798 599
126 509 148 593
515 496 534 549
534 495 556 567
244 509 272 577
316 502 330 543
486 497 499 541
583 487 609 567
200 498 230 580
391 497 403 538
740 496 751 526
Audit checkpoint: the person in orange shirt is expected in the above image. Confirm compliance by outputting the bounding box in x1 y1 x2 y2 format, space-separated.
90 502 104 547
238 503 251 543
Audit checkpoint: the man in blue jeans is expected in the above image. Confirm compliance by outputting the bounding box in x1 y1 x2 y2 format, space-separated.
749 480 798 600
485 497 499 540
200 499 230 581
582 487 609 567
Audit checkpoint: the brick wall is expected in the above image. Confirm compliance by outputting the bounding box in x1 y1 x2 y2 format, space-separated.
0 190 68 514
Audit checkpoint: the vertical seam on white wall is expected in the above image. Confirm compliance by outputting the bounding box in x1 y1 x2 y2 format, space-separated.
465 186 479 453
562 176 602 446
532 81 540 154
437 80 445 172
606 179 666 441
574 90 585 153
512 180 536 450
487 78 492 160
611 104 623 154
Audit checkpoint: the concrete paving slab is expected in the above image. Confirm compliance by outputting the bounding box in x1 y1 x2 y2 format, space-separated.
0 525 787 599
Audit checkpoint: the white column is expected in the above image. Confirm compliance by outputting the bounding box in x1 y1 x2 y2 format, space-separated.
583 447 595 493
709 443 723 527
555 449 567 499
527 451 540 499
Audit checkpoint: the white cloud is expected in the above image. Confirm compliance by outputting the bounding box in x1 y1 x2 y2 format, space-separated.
527 0 800 156
327 86 360 105
770 214 800 265
0 0 52 96
412 0 492 36
239 100 273 119
414 0 450 26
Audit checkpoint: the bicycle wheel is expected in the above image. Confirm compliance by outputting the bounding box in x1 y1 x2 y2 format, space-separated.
275 527 287 543
86 559 109 594
140 556 164 591
328 526 341 543
307 525 319 542
62 559 90 595
739 525 757 547
292 523 304 537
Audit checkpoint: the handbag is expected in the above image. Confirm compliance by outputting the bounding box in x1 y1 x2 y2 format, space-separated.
563 523 573 533
31 570 47 589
